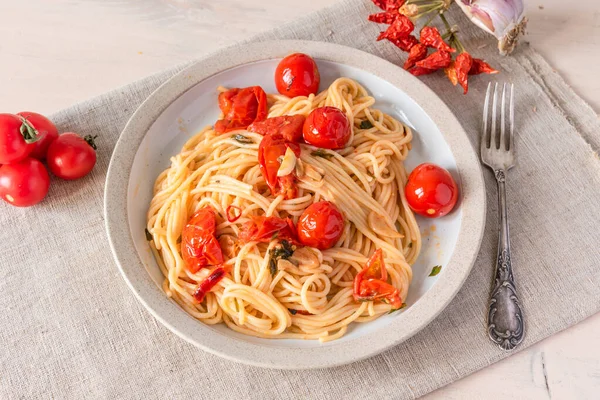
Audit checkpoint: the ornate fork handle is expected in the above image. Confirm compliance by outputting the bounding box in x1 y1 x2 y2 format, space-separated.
487 169 525 350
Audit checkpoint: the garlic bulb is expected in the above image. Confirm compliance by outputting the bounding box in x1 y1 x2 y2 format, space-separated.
455 0 527 55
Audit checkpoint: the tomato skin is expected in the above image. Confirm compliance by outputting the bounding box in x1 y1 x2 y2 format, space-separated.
275 53 320 97
214 86 267 133
405 163 458 218
238 215 299 245
303 106 351 149
352 249 401 309
0 113 36 164
0 158 50 207
297 201 345 250
17 112 59 160
46 133 97 180
258 133 300 199
248 115 305 143
182 207 224 273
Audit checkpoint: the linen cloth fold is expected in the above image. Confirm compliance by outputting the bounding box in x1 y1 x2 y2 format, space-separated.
1 1 599 399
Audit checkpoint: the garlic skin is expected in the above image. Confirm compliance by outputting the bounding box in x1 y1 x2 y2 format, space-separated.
455 0 527 55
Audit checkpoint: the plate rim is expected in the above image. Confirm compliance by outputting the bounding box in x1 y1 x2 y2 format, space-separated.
104 39 486 369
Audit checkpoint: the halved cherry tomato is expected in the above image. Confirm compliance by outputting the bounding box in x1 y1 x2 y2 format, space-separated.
405 163 458 218
17 112 59 160
0 158 50 207
238 215 299 244
247 114 305 143
353 249 401 309
0 113 38 164
258 133 300 199
181 206 224 273
214 86 267 133
275 53 320 98
297 201 345 250
46 133 97 180
193 266 226 303
303 106 351 149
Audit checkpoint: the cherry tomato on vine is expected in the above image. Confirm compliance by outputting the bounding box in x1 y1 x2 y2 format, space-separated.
0 158 50 207
297 201 345 250
275 53 320 98
17 112 59 160
0 113 39 164
46 133 97 180
303 106 351 149
405 163 458 218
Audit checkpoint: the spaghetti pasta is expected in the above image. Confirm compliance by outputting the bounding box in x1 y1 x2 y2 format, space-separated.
146 77 421 342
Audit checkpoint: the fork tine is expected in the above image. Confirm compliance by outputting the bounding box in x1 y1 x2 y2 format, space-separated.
500 83 507 150
509 83 515 150
481 82 491 152
491 83 499 149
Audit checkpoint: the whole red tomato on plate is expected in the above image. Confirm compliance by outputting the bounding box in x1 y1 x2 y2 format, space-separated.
47 133 97 180
297 201 345 250
0 113 39 164
17 112 59 160
275 53 320 98
303 106 351 149
0 158 50 207
405 163 458 218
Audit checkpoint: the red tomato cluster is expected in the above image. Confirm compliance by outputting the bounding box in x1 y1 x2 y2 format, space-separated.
0 112 97 208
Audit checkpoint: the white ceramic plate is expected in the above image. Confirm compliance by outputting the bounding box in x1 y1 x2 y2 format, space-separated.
105 40 486 369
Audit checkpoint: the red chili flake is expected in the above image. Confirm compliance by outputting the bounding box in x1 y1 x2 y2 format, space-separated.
387 35 419 51
416 50 451 70
444 61 458 86
368 11 398 24
408 66 437 76
192 266 226 303
419 26 455 53
225 205 242 223
455 52 474 94
469 59 499 75
403 43 427 70
377 14 414 41
372 0 406 11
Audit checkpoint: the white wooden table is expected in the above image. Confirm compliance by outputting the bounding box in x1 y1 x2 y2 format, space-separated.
2 1 598 398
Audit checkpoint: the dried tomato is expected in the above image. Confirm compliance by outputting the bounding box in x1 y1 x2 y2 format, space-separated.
444 61 458 86
214 86 267 133
372 0 405 11
387 35 419 52
403 43 427 70
368 11 398 25
416 50 451 70
408 66 437 76
377 14 414 41
419 26 455 53
469 59 499 75
455 52 474 94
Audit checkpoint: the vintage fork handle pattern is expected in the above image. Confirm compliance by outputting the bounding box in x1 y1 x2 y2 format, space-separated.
487 169 525 350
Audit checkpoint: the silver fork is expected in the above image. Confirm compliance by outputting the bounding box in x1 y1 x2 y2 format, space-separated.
481 82 524 351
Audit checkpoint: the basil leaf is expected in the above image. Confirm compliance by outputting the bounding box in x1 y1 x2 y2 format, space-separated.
144 228 152 241
288 308 298 315
389 303 407 314
429 265 442 277
231 134 253 144
311 149 334 160
360 120 373 129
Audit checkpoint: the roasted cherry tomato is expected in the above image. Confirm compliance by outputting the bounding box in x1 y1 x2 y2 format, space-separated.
214 86 267 133
275 53 320 98
0 113 38 164
193 266 226 303
46 133 97 180
238 215 299 244
181 206 224 273
353 249 401 309
248 114 305 143
303 106 351 149
405 163 458 218
17 112 59 160
258 133 300 199
297 201 345 250
0 158 50 207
